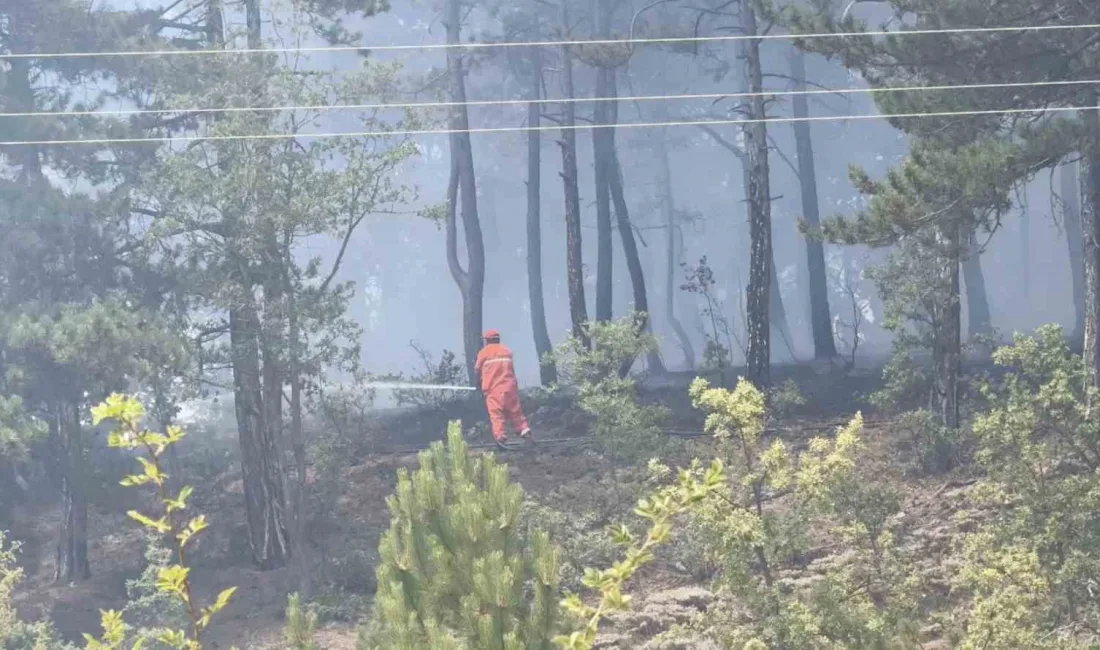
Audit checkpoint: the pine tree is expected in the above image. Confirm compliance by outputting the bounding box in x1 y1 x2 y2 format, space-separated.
363 422 560 650
781 0 1100 384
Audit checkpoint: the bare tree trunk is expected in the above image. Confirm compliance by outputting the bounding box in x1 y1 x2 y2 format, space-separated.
1020 192 1031 311
444 0 486 381
606 73 660 374
740 0 772 388
593 83 613 319
790 48 836 360
54 400 89 583
658 130 696 369
231 305 291 569
961 228 992 342
526 53 557 385
1062 159 1086 348
1084 99 1100 388
931 226 962 430
559 4 589 347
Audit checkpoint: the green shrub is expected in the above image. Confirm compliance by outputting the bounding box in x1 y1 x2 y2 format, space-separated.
556 457 726 650
86 394 236 650
0 531 74 650
949 325 1100 648
361 421 560 650
283 593 319 650
552 314 670 464
677 378 921 649
894 408 967 474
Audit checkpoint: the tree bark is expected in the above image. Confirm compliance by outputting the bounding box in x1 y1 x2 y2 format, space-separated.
658 130 696 369
54 400 89 583
790 48 837 360
1062 159 1086 348
444 0 486 382
931 226 962 430
592 0 613 323
525 53 557 385
606 74 661 374
559 4 589 347
231 305 291 569
1084 98 1100 388
213 0 289 570
740 0 772 388
961 229 992 341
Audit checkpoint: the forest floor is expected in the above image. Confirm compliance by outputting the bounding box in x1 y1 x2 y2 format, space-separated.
9 362 978 649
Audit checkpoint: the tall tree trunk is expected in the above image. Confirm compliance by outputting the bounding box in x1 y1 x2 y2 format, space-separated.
592 0 613 323
231 304 291 569
790 48 836 360
1020 192 1031 310
931 226 962 430
1062 159 1086 348
526 54 557 385
287 287 309 597
559 4 589 347
1084 97 1100 388
658 130 696 369
961 228 992 341
606 73 661 374
739 0 772 388
54 400 89 583
593 91 613 320
444 0 486 381
215 0 289 570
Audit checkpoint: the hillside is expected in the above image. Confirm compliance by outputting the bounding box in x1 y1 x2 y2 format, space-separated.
5 363 981 648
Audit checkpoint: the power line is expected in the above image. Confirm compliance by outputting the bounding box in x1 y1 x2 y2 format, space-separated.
4 79 1098 120
2 22 1098 60
0 104 1094 147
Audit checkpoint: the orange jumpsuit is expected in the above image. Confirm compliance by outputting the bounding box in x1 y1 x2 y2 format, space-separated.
474 342 529 441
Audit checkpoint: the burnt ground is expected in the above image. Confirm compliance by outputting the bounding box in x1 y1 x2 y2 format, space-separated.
7 362 977 648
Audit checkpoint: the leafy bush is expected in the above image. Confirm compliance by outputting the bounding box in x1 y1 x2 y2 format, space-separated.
556 457 726 650
0 531 74 650
361 421 560 650
674 378 921 649
283 593 319 650
894 408 967 474
948 325 1100 648
120 534 190 639
552 315 670 463
86 394 236 650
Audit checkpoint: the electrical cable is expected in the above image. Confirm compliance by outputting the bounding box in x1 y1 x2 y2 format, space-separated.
2 22 1097 60
3 78 1098 120
1 103 1094 147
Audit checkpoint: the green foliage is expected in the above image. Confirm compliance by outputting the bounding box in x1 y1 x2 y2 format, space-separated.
121 535 189 643
283 594 319 650
0 396 45 461
552 315 670 463
86 394 236 650
681 378 921 649
949 325 1100 648
680 257 736 371
768 379 807 418
893 409 966 475
555 458 727 650
0 532 73 650
362 421 561 650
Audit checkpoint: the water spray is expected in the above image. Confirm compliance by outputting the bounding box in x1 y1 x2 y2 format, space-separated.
362 381 477 392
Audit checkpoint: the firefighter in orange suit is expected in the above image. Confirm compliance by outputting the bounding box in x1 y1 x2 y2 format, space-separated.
474 329 532 446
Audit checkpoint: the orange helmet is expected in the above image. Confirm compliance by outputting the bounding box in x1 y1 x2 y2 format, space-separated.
483 329 500 340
